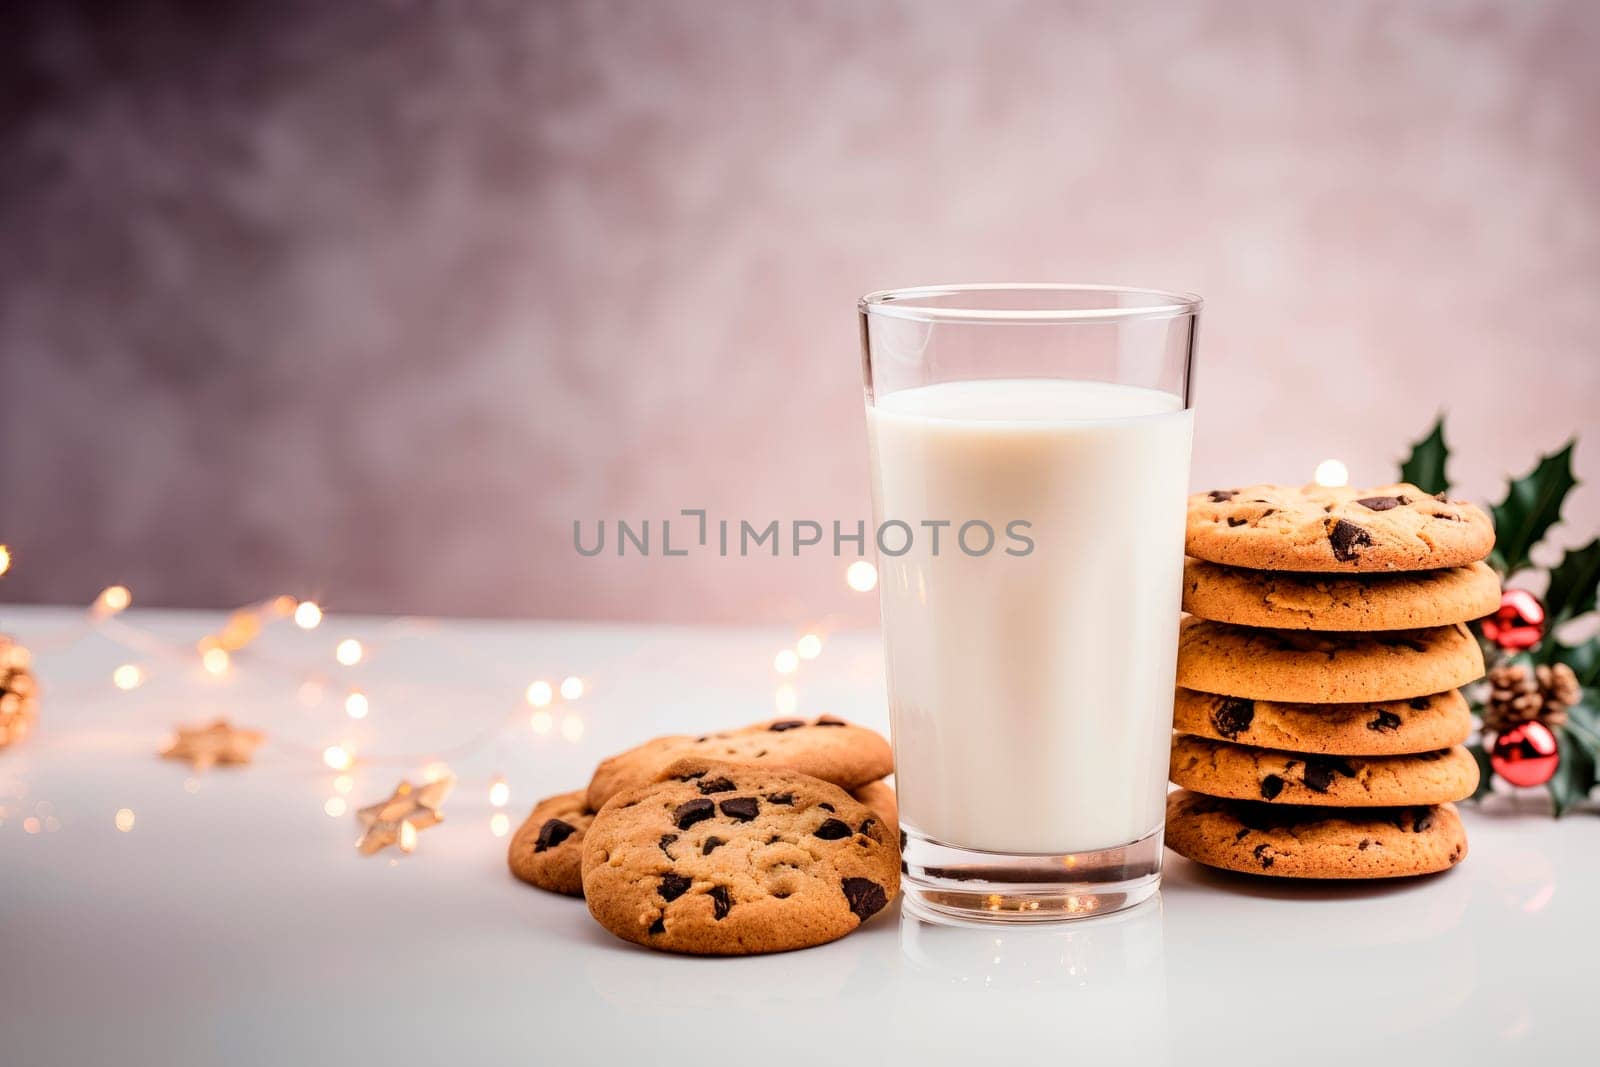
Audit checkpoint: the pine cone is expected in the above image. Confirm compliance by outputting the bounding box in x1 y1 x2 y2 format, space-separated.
1483 661 1577 734
0 635 38 749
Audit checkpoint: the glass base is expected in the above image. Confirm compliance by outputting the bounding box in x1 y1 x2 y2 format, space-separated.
900 825 1163 924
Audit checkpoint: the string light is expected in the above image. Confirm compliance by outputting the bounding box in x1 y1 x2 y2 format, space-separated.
323 744 354 771
490 812 510 837
846 560 878 592
0 544 10 577
293 601 323 630
94 584 133 616
114 808 136 832
774 649 799 675
344 690 369 719
796 633 823 660
201 646 230 676
525 680 553 707
560 714 584 742
215 611 261 651
335 638 363 666
112 664 144 690
1314 459 1350 488
324 796 347 817
559 676 584 701
530 709 553 734
489 776 509 808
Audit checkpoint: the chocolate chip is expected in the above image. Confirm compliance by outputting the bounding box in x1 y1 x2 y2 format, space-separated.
535 819 576 852
814 818 853 840
701 836 725 855
842 877 888 921
1302 757 1355 793
696 777 736 794
719 797 759 822
1328 519 1373 561
674 769 707 781
1207 489 1236 502
769 720 806 732
659 873 692 901
818 803 835 812
673 799 715 830
765 792 794 805
648 916 666 935
1449 845 1462 863
1367 710 1402 732
1226 517 1247 527
1358 838 1371 850
658 833 678 858
858 818 875 836
1253 843 1275 869
1260 775 1284 800
1356 495 1407 511
709 885 732 920
814 716 847 727
1433 491 1449 502
1211 697 1256 739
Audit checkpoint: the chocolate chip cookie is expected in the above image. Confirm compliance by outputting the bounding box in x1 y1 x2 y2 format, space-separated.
1182 558 1501 631
581 759 900 955
1169 736 1480 806
1177 617 1485 703
585 716 894 812
1165 789 1468 878
508 790 592 896
1173 688 1473 756
1186 484 1494 572
851 779 898 831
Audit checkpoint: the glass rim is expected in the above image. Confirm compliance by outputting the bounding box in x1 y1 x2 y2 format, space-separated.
859 283 1203 324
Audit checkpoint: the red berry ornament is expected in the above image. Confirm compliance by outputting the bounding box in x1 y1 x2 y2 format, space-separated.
1481 588 1545 651
1490 721 1560 788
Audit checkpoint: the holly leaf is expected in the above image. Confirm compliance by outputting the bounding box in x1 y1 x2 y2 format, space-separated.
1489 441 1578 578
1549 637 1600 687
1547 722 1598 817
1467 740 1494 801
1565 694 1600 758
1542 536 1600 628
1399 417 1450 495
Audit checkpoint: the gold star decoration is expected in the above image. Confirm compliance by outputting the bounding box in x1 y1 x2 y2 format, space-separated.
159 718 265 770
355 776 454 855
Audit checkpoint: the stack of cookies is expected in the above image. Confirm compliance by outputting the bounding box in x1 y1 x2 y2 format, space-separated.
508 715 899 955
1165 483 1499 879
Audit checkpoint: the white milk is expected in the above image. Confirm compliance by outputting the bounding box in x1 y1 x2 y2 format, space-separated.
868 379 1192 854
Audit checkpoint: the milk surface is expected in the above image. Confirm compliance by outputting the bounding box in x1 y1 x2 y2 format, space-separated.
868 379 1192 853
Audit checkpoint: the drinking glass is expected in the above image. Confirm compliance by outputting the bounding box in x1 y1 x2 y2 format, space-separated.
859 284 1200 923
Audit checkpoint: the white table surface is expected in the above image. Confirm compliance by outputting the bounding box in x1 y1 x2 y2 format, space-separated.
1 605 1595 1066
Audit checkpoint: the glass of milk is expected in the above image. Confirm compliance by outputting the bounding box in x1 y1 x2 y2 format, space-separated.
859 284 1200 924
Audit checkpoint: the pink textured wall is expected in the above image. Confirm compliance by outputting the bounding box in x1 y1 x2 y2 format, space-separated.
2 1 1598 623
